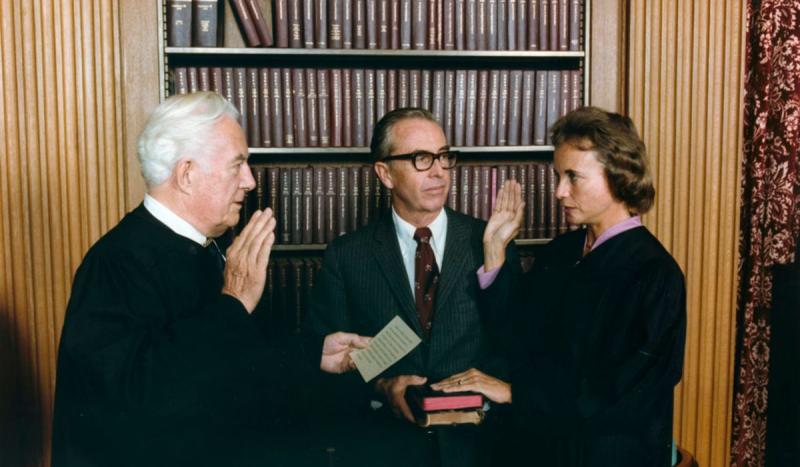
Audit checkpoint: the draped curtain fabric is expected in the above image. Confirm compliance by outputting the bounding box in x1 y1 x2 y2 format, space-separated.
732 1 800 465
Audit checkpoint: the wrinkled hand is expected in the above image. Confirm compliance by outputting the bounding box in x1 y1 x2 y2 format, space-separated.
222 209 276 313
320 332 372 374
430 368 512 404
483 180 524 271
375 375 428 423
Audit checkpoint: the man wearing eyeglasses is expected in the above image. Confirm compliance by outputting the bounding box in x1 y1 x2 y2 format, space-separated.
305 108 519 467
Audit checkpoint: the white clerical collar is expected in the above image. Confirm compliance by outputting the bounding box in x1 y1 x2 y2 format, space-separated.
143 194 208 246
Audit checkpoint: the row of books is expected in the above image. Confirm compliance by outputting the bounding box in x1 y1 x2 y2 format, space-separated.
172 66 582 147
239 162 570 245
166 0 583 51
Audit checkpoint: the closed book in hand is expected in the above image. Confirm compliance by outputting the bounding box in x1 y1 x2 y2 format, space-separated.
406 385 484 412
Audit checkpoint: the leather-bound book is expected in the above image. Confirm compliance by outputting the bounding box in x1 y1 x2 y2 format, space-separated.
487 0 498 50
455 0 465 49
360 166 373 227
291 167 303 243
477 0 486 49
453 70 467 146
198 67 210 91
443 70 455 142
546 163 557 237
559 0 568 51
192 0 219 47
569 0 580 50
246 0 274 46
465 0 477 50
486 69 499 145
375 69 388 121
448 166 458 211
533 70 547 144
520 70 535 145
412 0 427 49
267 167 280 218
465 70 478 146
507 0 516 49
397 69 409 108
313 167 326 243
302 167 314 243
279 168 292 243
365 70 376 143
496 70 509 145
269 68 284 147
538 0 548 49
387 69 397 111
506 70 522 145
288 259 304 333
366 0 379 48
427 0 438 50
480 166 491 220
328 0 343 48
379 0 391 48
288 0 303 47
534 162 546 238
459 165 471 216
420 70 431 111
343 0 353 48
337 167 349 236
306 69 320 147
475 70 489 145
351 69 366 147
230 0 261 46
281 68 295 146
517 164 530 237
516 0 527 50
354 0 367 48
317 69 331 146
342 69 353 146
390 0 401 49
316 0 328 47
292 68 308 146
173 67 189 95
324 167 337 242
234 67 248 134
409 69 421 108
303 0 315 47
470 166 481 219
210 67 223 93
275 0 290 47
222 67 235 102
548 0 558 50
545 70 560 144
497 0 507 50
167 0 192 47
443 0 455 49
349 167 361 233
523 163 534 238
527 0 538 49
188 67 200 93
432 70 445 124
400 0 412 49
246 68 261 147
330 69 343 146
560 69 570 119
570 69 581 110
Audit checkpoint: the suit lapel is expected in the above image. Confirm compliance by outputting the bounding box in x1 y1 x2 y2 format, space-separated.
434 209 472 317
372 215 422 335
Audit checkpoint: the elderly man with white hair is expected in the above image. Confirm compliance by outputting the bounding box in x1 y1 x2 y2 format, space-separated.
52 92 369 466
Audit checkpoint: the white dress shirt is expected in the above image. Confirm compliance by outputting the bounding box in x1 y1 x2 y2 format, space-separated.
392 207 448 295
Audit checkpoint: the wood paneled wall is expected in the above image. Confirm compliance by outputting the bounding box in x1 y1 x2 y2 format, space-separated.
0 1 128 465
627 1 744 466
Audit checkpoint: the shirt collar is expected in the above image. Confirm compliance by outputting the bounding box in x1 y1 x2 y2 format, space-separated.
143 194 208 246
391 207 447 247
589 215 643 252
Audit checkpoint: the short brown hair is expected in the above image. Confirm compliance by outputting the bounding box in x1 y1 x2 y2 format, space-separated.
370 107 440 163
551 106 655 214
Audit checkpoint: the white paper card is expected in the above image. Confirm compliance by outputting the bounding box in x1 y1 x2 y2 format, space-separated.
350 316 422 382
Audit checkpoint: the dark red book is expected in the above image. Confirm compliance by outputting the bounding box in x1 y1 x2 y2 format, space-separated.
443 0 455 49
330 69 343 146
538 0 548 50
516 0 527 50
230 0 261 46
210 67 223 93
406 386 484 412
354 0 367 48
448 166 458 210
313 167 326 243
306 69 320 147
360 166 373 227
337 167 349 236
253 165 267 210
465 70 478 146
465 0 477 50
559 0 568 51
342 69 353 146
487 0 498 50
303 0 315 47
570 69 582 111
269 68 285 146
569 0 580 50
496 70 509 145
379 0 391 48
302 167 313 243
387 69 397 112
397 69 409 108
267 167 280 215
480 165 491 220
234 67 248 133
546 163 557 237
173 67 189 95
328 0 343 47
453 70 467 145
432 70 445 124
497 0 507 50
349 167 361 232
291 167 303 243
454 0 465 49
412 0 427 49
507 0 516 49
470 166 481 219
517 164 529 237
520 70 535 145
246 0 274 46
459 165 471 215
292 68 308 146
560 69 570 119
507 70 522 145
288 0 303 47
279 168 292 243
545 70 561 145
400 0 412 49
375 69 388 121
167 0 192 47
409 69 421 108
533 70 547 144
549 0 558 50
366 0 379 48
275 0 290 47
282 68 296 146
390 0 401 49
420 70 432 111
527 0 539 49
317 69 331 146
222 67 235 102
188 67 200 93
343 0 353 47
534 162 546 237
246 67 261 147
486 69 499 145
324 167 337 242
475 70 489 145
193 0 220 47
427 0 438 49
316 0 329 47
365 70 376 144
198 67 211 91
443 70 455 142
352 69 366 147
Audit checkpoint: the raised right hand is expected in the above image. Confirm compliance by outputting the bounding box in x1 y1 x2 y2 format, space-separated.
221 208 276 313
483 180 524 271
374 374 428 423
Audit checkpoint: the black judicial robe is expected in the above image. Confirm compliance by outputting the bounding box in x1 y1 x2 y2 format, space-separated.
485 226 686 467
52 205 305 467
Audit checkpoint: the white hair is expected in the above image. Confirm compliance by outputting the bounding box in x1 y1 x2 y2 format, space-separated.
136 92 240 188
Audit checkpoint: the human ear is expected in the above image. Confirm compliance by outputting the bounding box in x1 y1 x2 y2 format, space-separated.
374 162 395 190
174 158 195 194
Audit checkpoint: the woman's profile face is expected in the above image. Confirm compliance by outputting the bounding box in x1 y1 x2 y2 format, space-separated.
553 142 629 231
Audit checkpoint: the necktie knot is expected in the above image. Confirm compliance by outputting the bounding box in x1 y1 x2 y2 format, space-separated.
414 227 433 244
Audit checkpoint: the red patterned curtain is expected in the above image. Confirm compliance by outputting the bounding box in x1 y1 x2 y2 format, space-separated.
732 1 800 465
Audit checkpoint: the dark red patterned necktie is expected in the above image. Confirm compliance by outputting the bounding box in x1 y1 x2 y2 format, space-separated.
413 227 439 335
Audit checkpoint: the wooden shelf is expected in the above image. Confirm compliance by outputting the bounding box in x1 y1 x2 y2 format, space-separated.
165 47 585 58
271 238 549 251
247 145 555 155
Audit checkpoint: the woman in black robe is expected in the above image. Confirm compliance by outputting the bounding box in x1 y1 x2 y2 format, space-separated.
432 107 687 467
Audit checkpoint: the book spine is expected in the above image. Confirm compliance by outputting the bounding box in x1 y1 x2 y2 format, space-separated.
465 70 478 146
254 166 267 210
507 0 516 50
291 168 303 243
387 69 397 111
235 67 249 134
280 168 292 243
497 0 507 50
246 67 261 147
459 165 471 215
302 167 314 243
490 166 498 213
453 70 467 146
432 70 445 124
516 0 527 50
569 0 580 50
337 167 349 235
465 0 477 50
324 167 337 242
443 70 455 142
292 68 308 146
527 0 538 49
545 70 560 144
412 0 427 49
317 69 331 146
480 166 491 220
352 69 366 146
524 163 534 238
343 0 353 47
360 166 373 226
168 0 193 47
268 167 280 214
538 0 548 49
354 0 367 48
448 166 459 210
559 0 568 51
269 68 285 146
288 0 303 47
329 0 343 47
560 69 570 119
546 163 557 237
443 0 455 49
349 167 361 232
507 69 522 145
376 69 388 122
198 67 211 91
192 0 218 47
282 68 296 146
330 69 343 146
486 69 499 145
455 0 465 49
222 67 235 103
342 69 353 146
496 70 509 145
535 163 546 237
390 0 401 49
475 70 489 146
409 69 421 108
520 70 535 145
470 166 481 218
188 67 199 93
211 67 223 93
487 0 497 50
420 69 431 111
549 0 558 50
533 70 547 144
231 0 262 46
477 0 486 49
428 0 438 50
379 0 391 48
400 0 412 49
516 164 529 237
246 0 274 46
276 0 290 47
365 69 376 142
397 69 409 108
302 0 314 47
306 68 320 147
367 0 379 48
570 69 582 110
312 0 326 47
173 67 189 95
